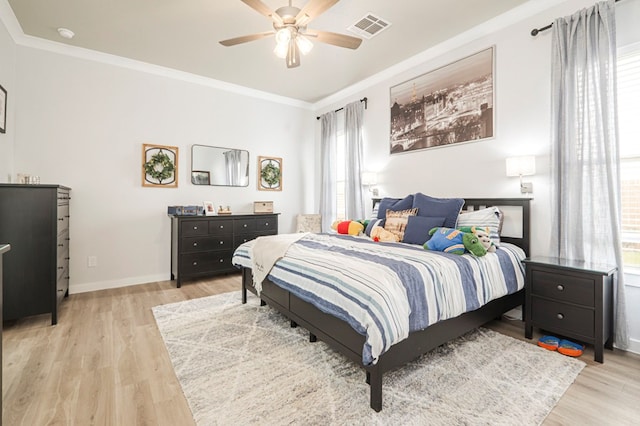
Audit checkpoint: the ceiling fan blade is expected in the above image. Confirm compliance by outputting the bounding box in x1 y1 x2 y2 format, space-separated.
295 0 339 26
307 30 362 49
219 31 274 47
241 0 283 25
286 40 301 68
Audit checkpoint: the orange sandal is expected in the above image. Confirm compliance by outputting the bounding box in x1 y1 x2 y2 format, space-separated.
538 335 560 351
558 339 584 357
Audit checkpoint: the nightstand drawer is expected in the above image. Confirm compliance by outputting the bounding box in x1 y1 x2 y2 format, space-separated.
531 270 594 306
531 297 594 338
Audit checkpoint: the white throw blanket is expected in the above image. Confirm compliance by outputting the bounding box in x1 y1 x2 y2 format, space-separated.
251 233 308 294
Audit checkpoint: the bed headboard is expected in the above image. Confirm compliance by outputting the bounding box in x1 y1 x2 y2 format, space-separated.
372 197 531 254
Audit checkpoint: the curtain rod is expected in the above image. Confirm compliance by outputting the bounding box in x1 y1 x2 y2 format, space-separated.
530 0 622 36
316 97 368 120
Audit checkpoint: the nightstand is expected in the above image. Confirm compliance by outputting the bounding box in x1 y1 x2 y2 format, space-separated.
523 256 616 363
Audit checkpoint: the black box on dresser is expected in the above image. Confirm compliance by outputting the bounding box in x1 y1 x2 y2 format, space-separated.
170 213 278 287
0 184 71 325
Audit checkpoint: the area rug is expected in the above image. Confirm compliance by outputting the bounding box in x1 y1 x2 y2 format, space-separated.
152 291 585 425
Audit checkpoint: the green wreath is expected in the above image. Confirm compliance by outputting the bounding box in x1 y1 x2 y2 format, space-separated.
144 150 175 183
261 162 281 188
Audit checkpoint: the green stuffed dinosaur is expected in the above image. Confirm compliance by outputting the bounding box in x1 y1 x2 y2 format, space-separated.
424 227 487 256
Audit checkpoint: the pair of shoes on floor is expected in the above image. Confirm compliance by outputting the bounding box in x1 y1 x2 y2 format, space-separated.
538 335 584 357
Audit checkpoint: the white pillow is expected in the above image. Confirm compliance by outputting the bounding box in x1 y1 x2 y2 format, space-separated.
457 206 502 246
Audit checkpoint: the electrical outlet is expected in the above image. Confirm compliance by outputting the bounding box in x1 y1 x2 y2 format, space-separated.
88 256 98 267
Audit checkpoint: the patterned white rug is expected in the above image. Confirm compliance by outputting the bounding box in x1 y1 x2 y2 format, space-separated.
152 291 585 426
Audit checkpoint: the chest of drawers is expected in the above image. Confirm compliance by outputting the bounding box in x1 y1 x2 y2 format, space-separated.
523 256 616 363
170 213 278 287
0 184 71 325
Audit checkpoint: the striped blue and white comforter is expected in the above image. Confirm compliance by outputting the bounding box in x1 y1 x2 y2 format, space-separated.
232 233 525 365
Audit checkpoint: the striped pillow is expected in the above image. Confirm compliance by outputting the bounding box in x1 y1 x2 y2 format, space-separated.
384 208 418 241
457 206 502 246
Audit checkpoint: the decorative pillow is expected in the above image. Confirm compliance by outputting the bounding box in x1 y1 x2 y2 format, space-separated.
402 216 446 245
384 208 418 241
457 206 502 245
412 193 465 229
377 195 415 219
365 218 385 236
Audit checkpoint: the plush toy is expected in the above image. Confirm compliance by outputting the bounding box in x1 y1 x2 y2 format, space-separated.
331 220 365 236
458 226 496 253
370 225 400 243
424 227 487 256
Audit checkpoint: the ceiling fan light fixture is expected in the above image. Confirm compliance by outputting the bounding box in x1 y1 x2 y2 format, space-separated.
296 34 313 55
275 27 292 45
273 41 288 58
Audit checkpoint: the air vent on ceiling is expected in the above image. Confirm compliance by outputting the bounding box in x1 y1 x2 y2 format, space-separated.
347 13 391 40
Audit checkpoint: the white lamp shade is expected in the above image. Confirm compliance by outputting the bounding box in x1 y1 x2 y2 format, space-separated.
361 172 378 185
296 35 313 55
506 156 536 177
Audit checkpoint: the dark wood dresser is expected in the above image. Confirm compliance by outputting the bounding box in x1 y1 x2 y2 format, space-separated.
170 213 278 287
0 184 71 325
523 256 616 362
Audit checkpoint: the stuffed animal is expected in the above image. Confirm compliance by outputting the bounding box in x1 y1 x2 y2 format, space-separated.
331 220 365 236
424 227 487 256
458 226 496 253
370 225 400 243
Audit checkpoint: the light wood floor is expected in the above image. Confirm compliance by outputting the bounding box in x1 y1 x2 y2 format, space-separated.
3 274 639 425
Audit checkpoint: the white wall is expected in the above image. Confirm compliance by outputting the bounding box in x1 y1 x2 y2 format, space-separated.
9 46 314 293
0 12 15 178
313 0 640 352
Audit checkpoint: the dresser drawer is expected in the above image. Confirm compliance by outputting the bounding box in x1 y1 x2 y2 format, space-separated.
234 218 257 234
180 251 234 274
531 270 594 306
531 296 594 338
209 220 234 235
181 235 233 253
181 220 209 237
256 216 277 232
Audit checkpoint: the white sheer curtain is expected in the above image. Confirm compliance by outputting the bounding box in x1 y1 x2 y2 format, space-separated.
550 0 628 349
319 111 337 232
344 100 365 220
224 150 242 186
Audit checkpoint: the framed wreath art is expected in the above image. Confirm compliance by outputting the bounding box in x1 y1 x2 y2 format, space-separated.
142 143 179 188
258 156 282 191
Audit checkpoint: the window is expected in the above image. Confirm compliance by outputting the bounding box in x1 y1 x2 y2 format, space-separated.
618 42 640 269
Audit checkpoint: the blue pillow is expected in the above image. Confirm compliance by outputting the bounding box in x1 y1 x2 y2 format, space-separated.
377 195 415 219
402 216 446 245
365 218 385 236
412 193 464 229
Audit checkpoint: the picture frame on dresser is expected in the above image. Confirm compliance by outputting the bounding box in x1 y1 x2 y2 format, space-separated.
203 201 216 216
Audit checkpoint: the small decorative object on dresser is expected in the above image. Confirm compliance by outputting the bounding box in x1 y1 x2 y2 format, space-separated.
218 206 232 215
169 213 279 287
254 201 273 213
523 256 616 363
258 156 282 191
142 143 179 188
203 201 216 216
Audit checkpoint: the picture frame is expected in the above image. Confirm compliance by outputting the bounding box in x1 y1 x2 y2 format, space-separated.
203 201 216 216
0 84 6 134
258 156 282 191
142 143 179 188
191 170 210 185
389 46 495 154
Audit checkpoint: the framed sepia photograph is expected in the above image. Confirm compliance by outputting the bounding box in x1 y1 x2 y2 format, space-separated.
389 46 495 154
191 170 210 185
0 84 6 134
258 156 282 191
203 201 216 216
142 143 179 188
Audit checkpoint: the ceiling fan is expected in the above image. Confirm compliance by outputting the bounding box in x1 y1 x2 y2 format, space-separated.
219 0 362 68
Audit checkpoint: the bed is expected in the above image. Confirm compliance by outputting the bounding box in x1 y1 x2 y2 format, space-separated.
232 197 531 412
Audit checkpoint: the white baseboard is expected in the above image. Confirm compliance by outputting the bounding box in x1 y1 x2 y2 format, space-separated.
69 274 170 294
627 337 640 355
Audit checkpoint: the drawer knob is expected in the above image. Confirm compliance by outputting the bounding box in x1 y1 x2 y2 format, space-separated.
219 241 224 245
265 222 269 226
219 259 224 263
193 226 198 230
556 313 564 320
193 261 198 266
193 242 198 247
556 284 564 291
220 225 224 229
243 224 247 228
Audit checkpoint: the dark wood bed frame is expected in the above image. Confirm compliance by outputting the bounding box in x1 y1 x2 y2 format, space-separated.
240 198 531 412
